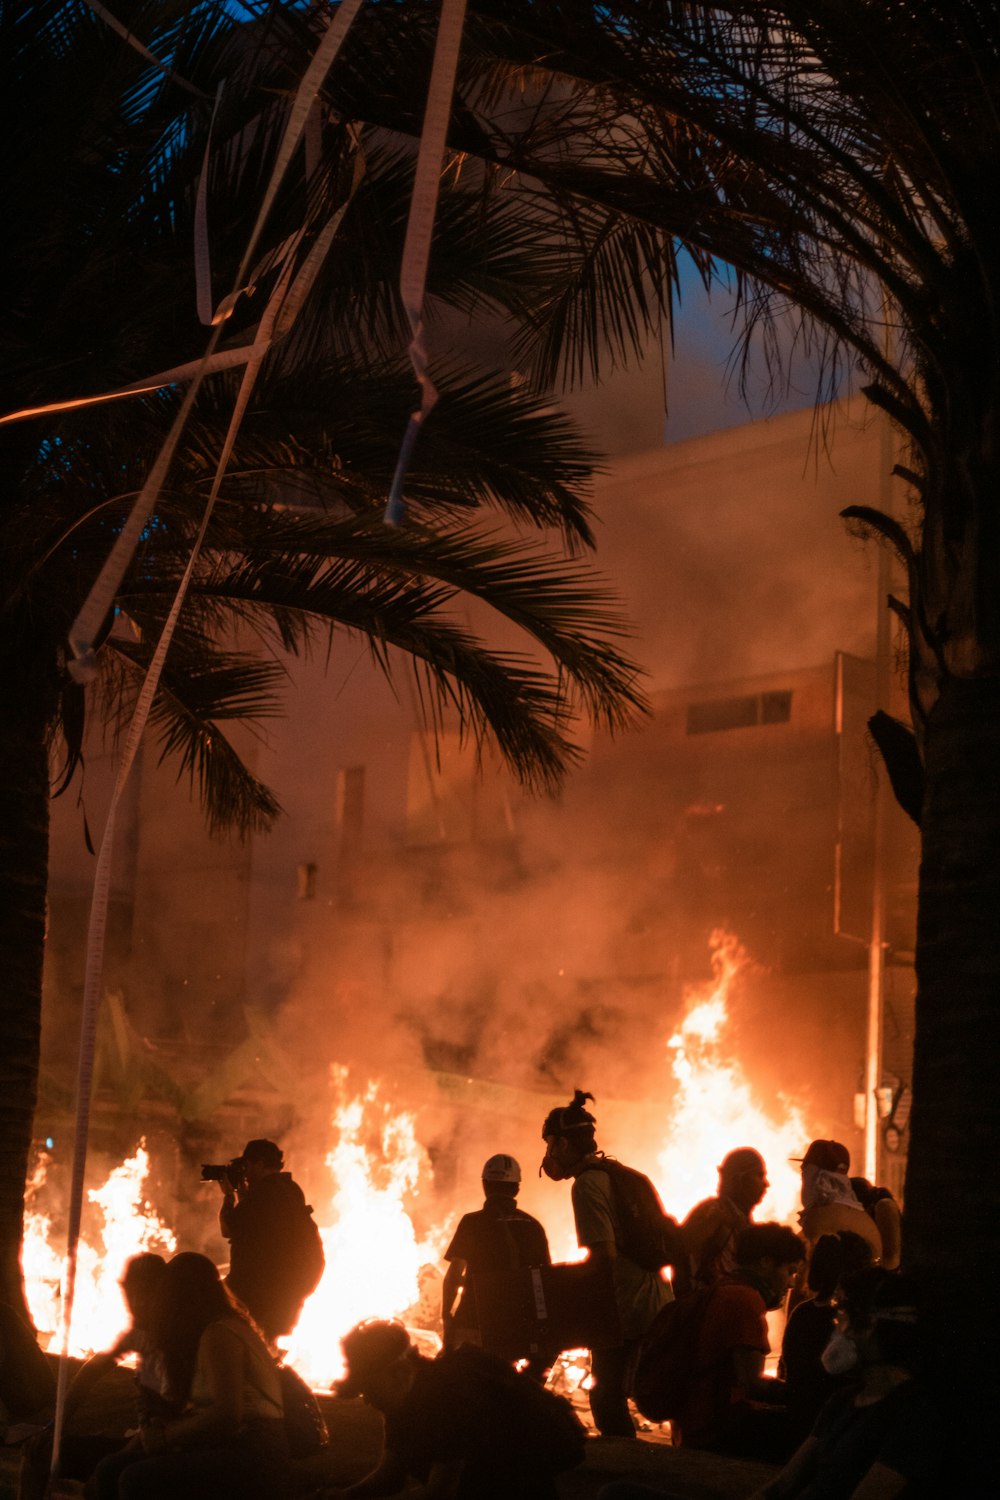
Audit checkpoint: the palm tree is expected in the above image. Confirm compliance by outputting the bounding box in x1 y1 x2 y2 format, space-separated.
0 1 647 1320
340 0 997 1428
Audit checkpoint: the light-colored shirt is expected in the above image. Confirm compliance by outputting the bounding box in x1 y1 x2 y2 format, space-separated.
190 1317 283 1422
571 1163 672 1341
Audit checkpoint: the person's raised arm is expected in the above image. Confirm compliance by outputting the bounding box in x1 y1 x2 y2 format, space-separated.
218 1180 237 1239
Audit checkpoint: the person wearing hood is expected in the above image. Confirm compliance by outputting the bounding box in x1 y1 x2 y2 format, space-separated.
218 1139 324 1343
795 1141 882 1266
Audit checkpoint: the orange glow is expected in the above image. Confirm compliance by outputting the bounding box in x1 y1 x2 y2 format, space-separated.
655 930 807 1221
24 931 811 1384
283 1067 445 1387
24 1143 176 1354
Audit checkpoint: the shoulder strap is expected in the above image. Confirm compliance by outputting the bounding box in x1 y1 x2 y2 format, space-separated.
692 1218 734 1285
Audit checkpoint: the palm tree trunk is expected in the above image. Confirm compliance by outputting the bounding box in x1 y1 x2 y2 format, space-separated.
0 663 53 1325
906 675 1000 1424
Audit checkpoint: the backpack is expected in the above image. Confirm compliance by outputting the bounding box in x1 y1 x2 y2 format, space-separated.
446 1345 587 1475
288 1205 326 1301
578 1157 689 1287
278 1362 329 1458
630 1284 719 1422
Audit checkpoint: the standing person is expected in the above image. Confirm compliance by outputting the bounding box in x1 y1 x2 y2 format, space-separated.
850 1176 903 1271
217 1138 325 1343
87 1253 287 1500
794 1141 882 1265
682 1148 769 1289
541 1090 671 1438
442 1154 551 1369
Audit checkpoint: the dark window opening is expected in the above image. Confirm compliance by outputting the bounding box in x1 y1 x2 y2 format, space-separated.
686 690 793 735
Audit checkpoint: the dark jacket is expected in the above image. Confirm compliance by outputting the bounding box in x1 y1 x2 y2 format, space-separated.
224 1172 324 1339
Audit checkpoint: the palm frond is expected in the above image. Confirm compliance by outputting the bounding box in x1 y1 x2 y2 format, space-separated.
101 633 285 837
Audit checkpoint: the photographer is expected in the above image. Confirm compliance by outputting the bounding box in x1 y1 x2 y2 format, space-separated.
214 1140 324 1344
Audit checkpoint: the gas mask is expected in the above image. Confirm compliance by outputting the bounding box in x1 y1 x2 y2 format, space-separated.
820 1330 859 1376
540 1145 570 1181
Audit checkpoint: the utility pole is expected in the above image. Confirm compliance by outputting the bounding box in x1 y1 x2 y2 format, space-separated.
864 401 895 1183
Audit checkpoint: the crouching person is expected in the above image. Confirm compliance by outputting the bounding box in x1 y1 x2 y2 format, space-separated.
671 1222 805 1462
328 1319 585 1500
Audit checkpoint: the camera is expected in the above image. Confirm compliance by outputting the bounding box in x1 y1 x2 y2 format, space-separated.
201 1157 246 1190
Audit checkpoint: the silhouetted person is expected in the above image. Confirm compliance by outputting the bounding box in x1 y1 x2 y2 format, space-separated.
88 1253 287 1500
670 1222 804 1462
747 1269 937 1500
218 1139 324 1343
331 1318 583 1499
541 1090 671 1437
68 1254 175 1428
780 1230 874 1443
18 1257 177 1496
682 1147 769 1288
442 1154 550 1372
794 1140 882 1265
850 1176 902 1270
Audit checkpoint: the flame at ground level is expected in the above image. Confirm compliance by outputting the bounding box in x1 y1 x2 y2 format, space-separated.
25 932 817 1387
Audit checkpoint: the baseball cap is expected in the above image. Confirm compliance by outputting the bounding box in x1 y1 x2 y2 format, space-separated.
241 1139 283 1168
793 1139 850 1173
335 1320 411 1398
482 1154 521 1184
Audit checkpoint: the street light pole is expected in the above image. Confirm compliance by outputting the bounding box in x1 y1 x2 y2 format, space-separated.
864 400 895 1183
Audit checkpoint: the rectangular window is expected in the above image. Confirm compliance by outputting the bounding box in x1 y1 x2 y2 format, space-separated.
336 766 365 854
760 690 793 724
686 690 793 735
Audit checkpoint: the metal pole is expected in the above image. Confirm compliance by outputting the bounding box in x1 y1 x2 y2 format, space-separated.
864 407 895 1182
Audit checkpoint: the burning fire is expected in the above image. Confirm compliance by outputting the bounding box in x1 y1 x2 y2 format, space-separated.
24 931 812 1386
24 1143 176 1354
283 1068 444 1386
656 930 808 1222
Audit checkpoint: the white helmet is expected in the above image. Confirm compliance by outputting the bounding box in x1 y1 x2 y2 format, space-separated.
482 1153 521 1184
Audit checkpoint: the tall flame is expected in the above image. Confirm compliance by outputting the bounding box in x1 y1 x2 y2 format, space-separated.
657 930 807 1221
24 1142 176 1354
282 1068 444 1386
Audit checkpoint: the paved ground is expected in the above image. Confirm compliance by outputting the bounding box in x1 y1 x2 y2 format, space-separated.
312 1395 778 1499
0 1361 779 1500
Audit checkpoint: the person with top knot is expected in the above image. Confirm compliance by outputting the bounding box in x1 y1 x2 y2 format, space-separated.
541 1090 671 1437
